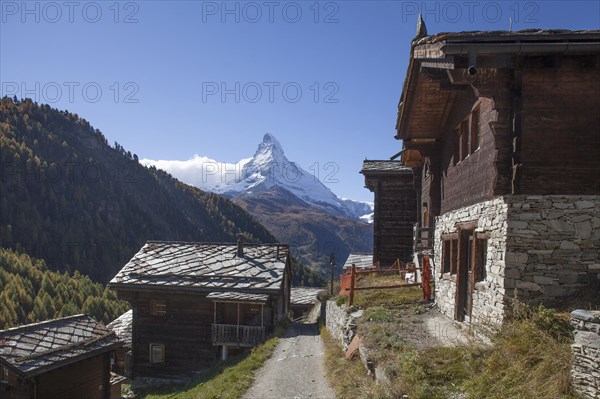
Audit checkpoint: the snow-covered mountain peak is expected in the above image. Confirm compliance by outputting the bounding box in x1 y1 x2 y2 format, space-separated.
142 134 374 220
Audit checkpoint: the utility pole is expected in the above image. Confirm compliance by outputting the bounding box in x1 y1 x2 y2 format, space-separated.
329 253 335 296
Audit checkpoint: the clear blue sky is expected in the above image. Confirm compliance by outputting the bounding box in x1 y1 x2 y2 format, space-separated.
1 1 598 201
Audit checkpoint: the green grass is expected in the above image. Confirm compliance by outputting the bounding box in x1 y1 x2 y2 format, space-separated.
138 337 280 399
338 275 577 399
320 326 388 399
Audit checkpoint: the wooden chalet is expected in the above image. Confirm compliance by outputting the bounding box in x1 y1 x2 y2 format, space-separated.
342 253 376 271
106 310 132 377
108 240 291 377
395 20 600 325
0 315 122 399
361 161 418 266
289 287 326 319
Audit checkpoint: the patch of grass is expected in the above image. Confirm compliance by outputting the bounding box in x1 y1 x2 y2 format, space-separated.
352 279 576 399
353 283 422 309
320 326 388 399
463 307 576 399
139 337 280 399
336 294 348 306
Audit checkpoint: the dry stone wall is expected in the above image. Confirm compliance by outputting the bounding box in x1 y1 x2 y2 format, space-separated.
434 197 508 324
504 195 600 305
571 309 600 399
434 195 600 325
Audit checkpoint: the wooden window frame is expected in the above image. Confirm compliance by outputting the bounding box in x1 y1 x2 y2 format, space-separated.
149 343 165 363
470 108 480 153
460 120 469 161
473 237 488 283
150 300 166 316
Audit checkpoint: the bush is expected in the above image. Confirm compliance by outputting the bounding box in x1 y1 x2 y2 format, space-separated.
336 294 348 306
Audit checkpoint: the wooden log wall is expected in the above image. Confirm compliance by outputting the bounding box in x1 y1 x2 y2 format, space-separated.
121 291 215 378
367 173 417 265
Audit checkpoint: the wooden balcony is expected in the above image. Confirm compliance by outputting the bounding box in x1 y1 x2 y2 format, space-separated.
212 324 266 347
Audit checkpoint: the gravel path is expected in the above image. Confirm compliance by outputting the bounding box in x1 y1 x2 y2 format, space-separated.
242 322 336 399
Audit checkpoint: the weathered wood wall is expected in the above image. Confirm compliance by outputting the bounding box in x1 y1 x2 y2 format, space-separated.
121 291 215 378
366 173 417 265
36 353 110 399
519 56 600 194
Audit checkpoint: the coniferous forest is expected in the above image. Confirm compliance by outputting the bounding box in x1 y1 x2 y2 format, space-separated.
0 97 325 329
0 247 129 329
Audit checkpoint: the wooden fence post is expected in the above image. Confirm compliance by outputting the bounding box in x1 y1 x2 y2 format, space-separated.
349 264 356 306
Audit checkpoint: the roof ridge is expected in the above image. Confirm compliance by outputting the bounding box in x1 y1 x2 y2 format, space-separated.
144 240 288 247
0 314 88 334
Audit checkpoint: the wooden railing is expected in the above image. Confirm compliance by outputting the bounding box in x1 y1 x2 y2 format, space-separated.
212 324 265 347
340 258 432 305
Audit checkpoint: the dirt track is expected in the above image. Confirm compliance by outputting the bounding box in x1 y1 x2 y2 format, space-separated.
242 322 336 399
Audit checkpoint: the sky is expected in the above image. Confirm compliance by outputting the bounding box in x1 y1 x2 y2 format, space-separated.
1 1 599 201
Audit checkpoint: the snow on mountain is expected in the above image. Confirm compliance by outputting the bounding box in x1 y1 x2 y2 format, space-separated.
142 133 373 220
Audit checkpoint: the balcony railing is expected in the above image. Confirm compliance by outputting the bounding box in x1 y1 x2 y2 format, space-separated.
212 324 266 347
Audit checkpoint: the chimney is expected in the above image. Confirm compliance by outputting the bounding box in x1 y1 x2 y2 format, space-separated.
276 245 280 260
236 234 244 257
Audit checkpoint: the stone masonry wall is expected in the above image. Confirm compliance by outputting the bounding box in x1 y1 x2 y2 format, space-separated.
504 195 600 305
325 300 362 350
434 195 600 325
570 309 600 399
434 197 508 324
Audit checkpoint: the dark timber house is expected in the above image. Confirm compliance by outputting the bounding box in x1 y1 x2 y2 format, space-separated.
360 161 418 266
396 22 600 325
0 315 122 399
108 240 291 378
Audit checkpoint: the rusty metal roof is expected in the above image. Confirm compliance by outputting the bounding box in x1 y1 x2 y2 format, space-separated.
343 253 374 270
290 287 326 306
206 292 269 304
0 315 121 377
107 310 132 348
361 160 412 174
109 241 289 294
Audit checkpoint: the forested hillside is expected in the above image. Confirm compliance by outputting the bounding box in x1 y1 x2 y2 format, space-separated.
0 97 276 283
0 248 129 329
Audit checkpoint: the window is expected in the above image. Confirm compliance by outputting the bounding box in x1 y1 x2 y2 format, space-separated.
149 344 165 363
473 235 488 283
454 107 481 163
1 366 8 382
460 120 469 161
450 239 458 274
470 109 480 153
441 236 459 275
150 300 166 316
442 240 451 274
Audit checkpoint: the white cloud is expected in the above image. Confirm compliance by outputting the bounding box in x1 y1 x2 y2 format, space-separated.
140 155 251 192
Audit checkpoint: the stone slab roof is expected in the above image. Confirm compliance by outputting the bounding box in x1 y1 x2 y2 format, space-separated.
206 292 269 304
109 241 289 294
361 160 412 174
413 29 600 46
0 315 121 377
290 287 326 306
343 253 374 270
107 310 132 348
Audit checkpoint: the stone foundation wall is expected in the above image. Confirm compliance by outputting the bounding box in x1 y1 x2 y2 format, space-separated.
504 195 600 305
570 309 600 399
325 300 362 350
434 195 600 325
434 197 508 324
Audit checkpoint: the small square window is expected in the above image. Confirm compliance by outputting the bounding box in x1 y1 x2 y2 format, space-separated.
149 344 165 363
150 300 166 316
